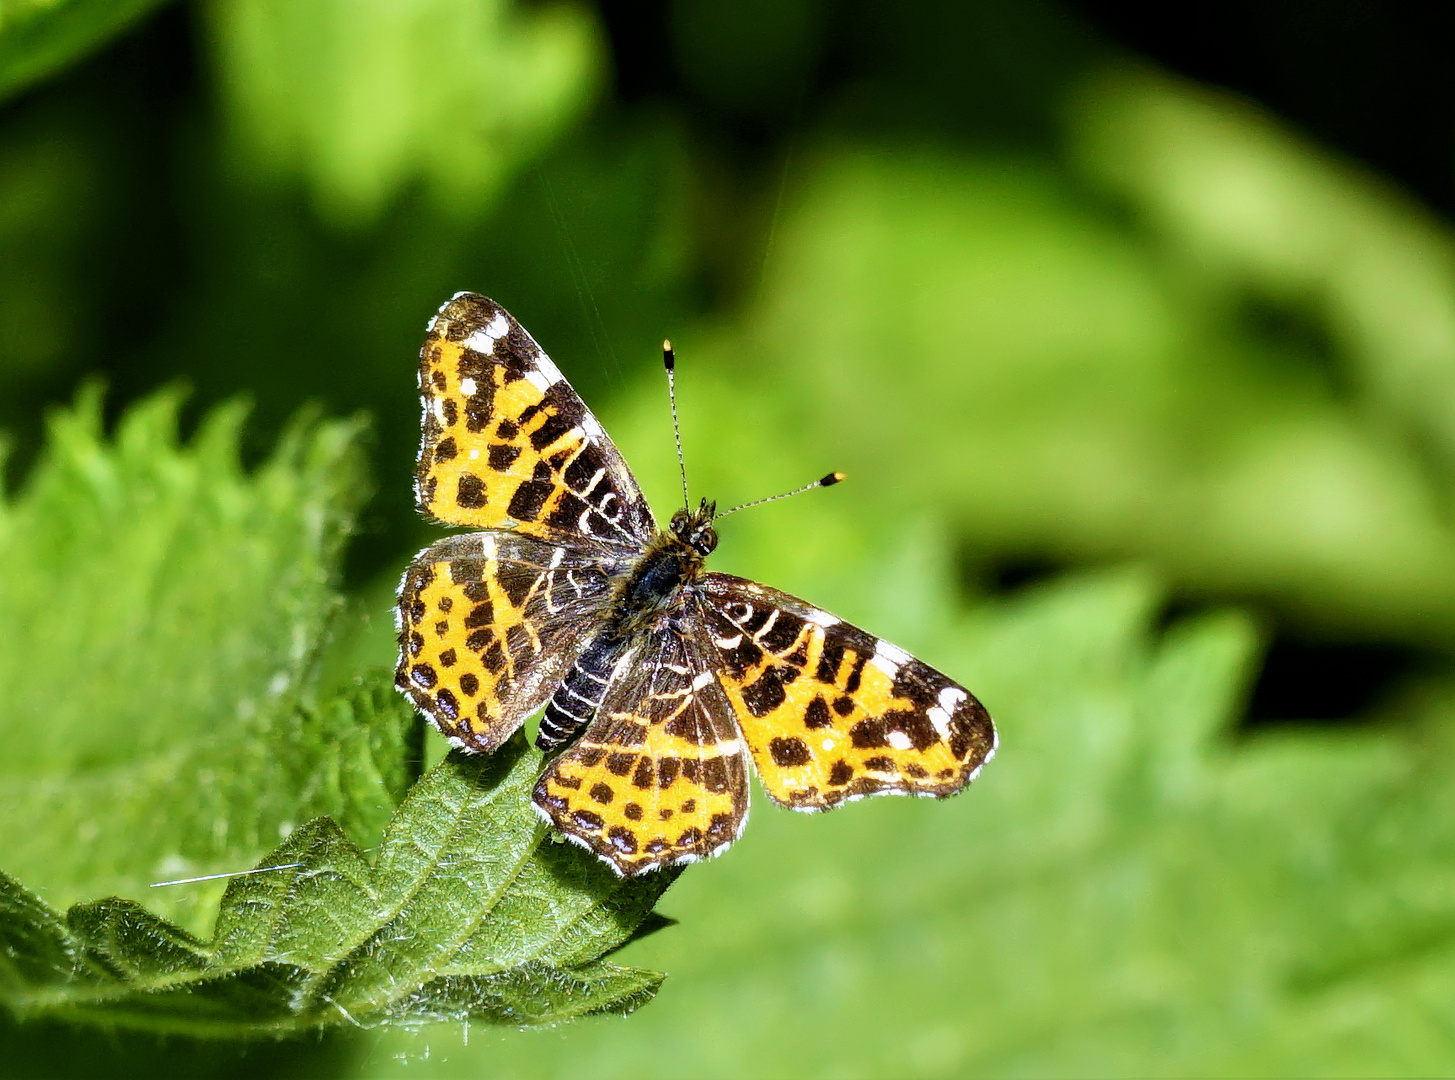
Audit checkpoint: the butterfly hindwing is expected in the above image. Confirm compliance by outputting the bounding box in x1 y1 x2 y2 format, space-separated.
415 292 654 546
397 532 615 752
701 574 996 811
534 626 751 875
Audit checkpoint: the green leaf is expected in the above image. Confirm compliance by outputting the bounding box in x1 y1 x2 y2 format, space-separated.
0 738 672 1037
0 387 385 932
0 386 674 1038
0 0 174 103
720 122 1455 650
204 0 604 226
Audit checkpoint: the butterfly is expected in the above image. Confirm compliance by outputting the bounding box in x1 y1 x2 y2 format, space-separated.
396 293 996 875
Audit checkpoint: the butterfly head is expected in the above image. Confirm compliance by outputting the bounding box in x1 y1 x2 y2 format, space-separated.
669 499 719 557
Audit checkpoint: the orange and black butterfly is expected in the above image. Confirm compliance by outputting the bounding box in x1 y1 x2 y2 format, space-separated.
397 293 996 875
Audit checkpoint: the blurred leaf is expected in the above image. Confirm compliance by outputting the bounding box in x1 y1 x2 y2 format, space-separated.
0 117 96 383
0 0 172 103
205 0 604 227
0 739 673 1037
1071 65 1455 494
718 142 1455 647
0 387 387 932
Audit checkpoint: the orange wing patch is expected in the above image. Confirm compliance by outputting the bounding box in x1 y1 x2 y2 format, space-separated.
701 574 996 811
397 532 611 752
534 632 750 875
415 293 653 546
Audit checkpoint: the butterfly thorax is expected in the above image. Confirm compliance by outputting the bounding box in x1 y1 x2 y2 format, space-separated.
610 500 718 638
535 501 719 753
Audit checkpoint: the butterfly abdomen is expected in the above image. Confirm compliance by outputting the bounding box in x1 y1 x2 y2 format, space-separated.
539 525 709 753
538 633 624 752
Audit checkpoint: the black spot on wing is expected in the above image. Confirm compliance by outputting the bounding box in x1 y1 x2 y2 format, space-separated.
496 569 536 608
663 708 716 744
456 474 486 509
498 324 541 374
889 709 937 751
464 382 493 432
543 491 590 532
563 446 608 494
892 662 939 708
760 612 806 653
769 736 810 767
849 718 888 748
451 562 485 587
488 443 520 470
507 479 552 521
815 638 845 684
529 389 583 451
505 624 535 667
741 667 787 718
949 695 994 763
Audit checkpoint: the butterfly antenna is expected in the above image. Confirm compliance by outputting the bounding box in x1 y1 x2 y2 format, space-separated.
663 340 690 509
716 471 846 519
151 862 306 888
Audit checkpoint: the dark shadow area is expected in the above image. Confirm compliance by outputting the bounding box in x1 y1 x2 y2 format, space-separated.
1233 288 1348 395
981 554 1072 595
0 1012 359 1080
1243 633 1434 727
968 548 1434 728
1067 0 1455 214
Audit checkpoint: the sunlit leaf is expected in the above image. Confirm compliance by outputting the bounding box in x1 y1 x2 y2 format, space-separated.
205 0 604 226
0 739 672 1036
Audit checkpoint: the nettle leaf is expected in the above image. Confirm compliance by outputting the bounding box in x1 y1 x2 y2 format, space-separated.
0 388 674 1036
0 739 673 1037
0 387 378 931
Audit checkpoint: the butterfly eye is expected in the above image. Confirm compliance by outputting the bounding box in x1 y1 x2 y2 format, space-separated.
670 509 690 535
694 527 718 555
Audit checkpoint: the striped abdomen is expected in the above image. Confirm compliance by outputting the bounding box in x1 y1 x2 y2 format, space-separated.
537 634 623 752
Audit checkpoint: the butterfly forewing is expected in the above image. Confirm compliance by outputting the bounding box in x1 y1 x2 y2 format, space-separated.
415 292 655 547
397 532 616 752
534 626 751 875
700 574 996 810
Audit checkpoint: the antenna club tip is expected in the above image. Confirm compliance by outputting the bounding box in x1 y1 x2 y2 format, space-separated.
821 471 847 487
662 340 675 371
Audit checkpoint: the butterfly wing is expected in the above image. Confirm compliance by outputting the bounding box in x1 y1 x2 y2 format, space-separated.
397 532 617 753
415 293 655 547
700 574 996 810
533 625 751 876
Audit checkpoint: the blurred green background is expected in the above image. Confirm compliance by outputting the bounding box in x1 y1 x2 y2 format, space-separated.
5 0 1455 1075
